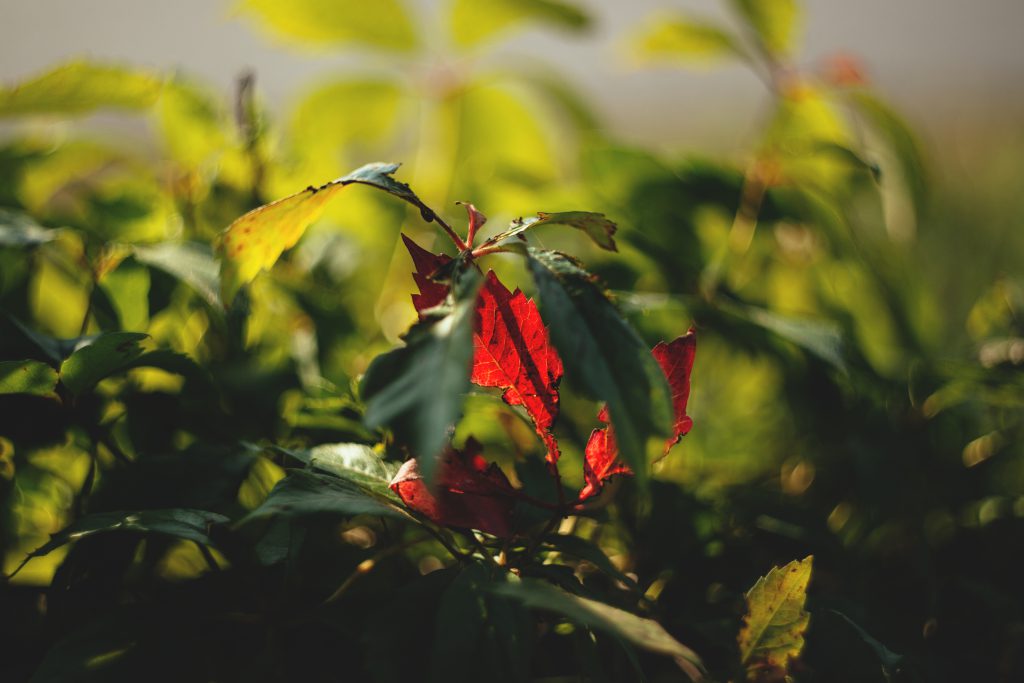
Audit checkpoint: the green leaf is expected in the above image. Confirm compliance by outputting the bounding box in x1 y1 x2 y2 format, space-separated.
629 13 740 65
729 0 801 56
242 469 406 524
523 248 673 478
10 509 228 577
2 314 92 364
156 77 230 170
542 533 640 592
491 577 704 679
738 556 813 679
361 269 481 483
450 0 589 50
484 211 618 251
238 0 417 52
0 208 59 247
726 301 847 371
848 91 929 213
58 331 203 396
132 242 222 310
0 61 162 118
0 360 58 396
218 162 439 302
273 442 400 500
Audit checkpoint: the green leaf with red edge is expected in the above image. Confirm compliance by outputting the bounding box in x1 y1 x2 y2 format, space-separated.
389 438 517 537
580 331 697 500
403 236 564 463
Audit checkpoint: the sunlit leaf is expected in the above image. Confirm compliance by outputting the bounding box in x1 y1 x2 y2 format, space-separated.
484 211 618 251
0 208 59 247
242 469 406 523
729 0 800 56
449 0 589 50
738 555 813 679
274 442 400 499
522 248 673 479
630 13 740 65
156 77 230 170
0 360 58 396
361 269 481 483
59 331 203 396
0 61 162 118
491 577 704 679
238 0 417 52
218 162 439 302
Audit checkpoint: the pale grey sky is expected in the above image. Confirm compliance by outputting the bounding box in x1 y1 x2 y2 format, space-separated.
1 0 1022 150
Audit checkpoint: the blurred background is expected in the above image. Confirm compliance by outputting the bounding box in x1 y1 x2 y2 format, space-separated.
2 0 1023 680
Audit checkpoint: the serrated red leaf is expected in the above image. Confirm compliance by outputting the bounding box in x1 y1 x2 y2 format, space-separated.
402 235 564 463
473 271 564 463
580 331 697 501
402 233 451 315
389 438 515 537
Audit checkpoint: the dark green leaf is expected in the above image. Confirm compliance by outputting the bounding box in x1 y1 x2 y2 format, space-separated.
543 533 640 591
490 577 704 679
11 509 227 577
2 314 93 364
241 469 407 524
273 442 400 500
523 248 673 478
726 301 847 371
0 360 58 396
361 269 480 483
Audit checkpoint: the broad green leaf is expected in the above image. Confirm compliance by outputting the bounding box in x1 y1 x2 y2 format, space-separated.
483 211 618 251
133 242 222 310
0 61 162 118
726 301 847 371
58 331 203 395
242 469 406 524
729 0 800 56
274 442 400 500
10 509 228 577
99 261 150 332
630 14 740 65
738 556 813 678
542 533 639 591
0 360 58 396
523 248 673 479
156 77 229 170
829 610 904 675
361 270 481 483
449 0 589 50
491 577 704 679
2 314 92 364
849 91 929 213
0 208 59 247
218 162 438 302
238 0 417 52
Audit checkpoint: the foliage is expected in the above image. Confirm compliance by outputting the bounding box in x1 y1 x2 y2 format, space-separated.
1 0 1023 682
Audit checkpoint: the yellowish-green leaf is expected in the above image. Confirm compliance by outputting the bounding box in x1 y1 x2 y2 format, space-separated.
0 360 58 397
630 13 740 65
157 77 230 170
730 0 801 56
0 61 162 118
218 162 436 302
238 0 417 52
450 0 589 50
738 555 813 679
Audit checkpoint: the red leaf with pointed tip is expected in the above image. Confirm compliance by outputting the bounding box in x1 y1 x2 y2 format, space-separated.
389 438 516 537
579 331 697 501
473 271 564 463
402 235 564 463
402 233 451 315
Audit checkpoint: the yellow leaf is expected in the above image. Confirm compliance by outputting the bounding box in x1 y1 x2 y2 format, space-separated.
238 0 418 52
730 0 801 56
0 61 162 118
738 555 813 680
449 0 588 50
629 13 739 65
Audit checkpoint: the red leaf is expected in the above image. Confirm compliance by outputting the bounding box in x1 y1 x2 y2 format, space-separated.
389 438 516 537
473 271 564 463
402 235 564 463
402 233 451 315
579 331 697 501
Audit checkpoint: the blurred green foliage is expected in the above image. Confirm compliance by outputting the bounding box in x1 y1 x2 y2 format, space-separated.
1 0 1023 681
